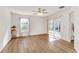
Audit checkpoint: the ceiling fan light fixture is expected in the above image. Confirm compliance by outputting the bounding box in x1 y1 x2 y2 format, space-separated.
37 12 43 15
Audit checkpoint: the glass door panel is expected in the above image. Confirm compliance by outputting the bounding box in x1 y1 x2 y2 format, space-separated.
48 19 61 42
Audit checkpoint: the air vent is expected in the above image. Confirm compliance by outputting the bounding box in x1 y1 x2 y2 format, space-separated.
59 6 65 9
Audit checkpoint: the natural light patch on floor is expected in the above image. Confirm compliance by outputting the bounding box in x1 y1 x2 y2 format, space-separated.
48 31 61 42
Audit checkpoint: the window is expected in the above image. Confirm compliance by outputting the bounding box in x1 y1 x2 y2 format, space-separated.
20 18 29 36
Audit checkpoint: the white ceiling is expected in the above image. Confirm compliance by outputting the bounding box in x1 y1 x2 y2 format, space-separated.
8 6 71 17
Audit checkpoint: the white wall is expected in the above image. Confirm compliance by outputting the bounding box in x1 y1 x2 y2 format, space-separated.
0 7 11 51
73 7 79 52
60 13 71 42
11 13 47 37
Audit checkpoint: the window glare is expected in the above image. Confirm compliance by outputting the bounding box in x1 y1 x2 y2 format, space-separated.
21 18 29 23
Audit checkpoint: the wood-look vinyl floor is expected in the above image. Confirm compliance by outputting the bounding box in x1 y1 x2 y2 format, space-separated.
1 34 76 53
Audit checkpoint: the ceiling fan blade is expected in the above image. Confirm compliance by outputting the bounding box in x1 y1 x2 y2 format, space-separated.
32 10 39 13
38 8 41 10
42 9 46 11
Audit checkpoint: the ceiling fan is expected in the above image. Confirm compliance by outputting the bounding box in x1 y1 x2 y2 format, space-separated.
32 8 47 15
